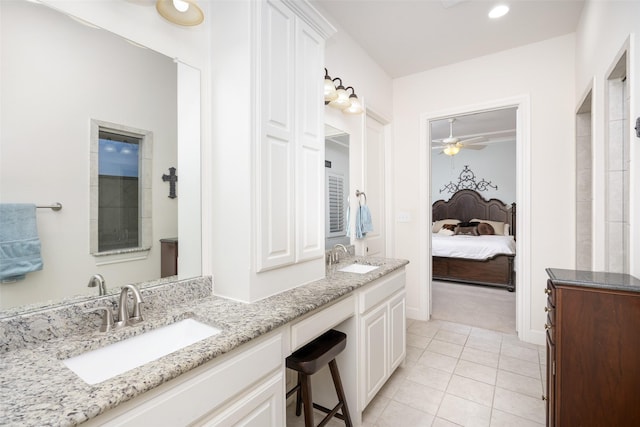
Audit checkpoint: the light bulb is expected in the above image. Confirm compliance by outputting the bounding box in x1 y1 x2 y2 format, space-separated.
173 0 189 12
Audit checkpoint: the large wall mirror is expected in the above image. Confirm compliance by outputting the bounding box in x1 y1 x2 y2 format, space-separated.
0 1 201 311
325 124 350 249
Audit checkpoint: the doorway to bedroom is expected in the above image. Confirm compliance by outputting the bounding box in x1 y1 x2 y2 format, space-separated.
429 107 518 334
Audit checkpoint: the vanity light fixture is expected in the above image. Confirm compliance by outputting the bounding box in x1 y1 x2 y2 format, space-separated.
324 69 338 103
342 87 364 115
323 69 364 115
156 0 204 26
488 4 509 19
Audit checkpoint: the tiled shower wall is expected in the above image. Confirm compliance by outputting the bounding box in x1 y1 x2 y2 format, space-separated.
606 76 630 274
576 111 592 270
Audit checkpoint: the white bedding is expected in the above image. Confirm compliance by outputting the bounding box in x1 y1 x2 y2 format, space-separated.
432 233 516 260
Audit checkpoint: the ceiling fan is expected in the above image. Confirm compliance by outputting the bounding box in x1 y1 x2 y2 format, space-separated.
432 118 488 156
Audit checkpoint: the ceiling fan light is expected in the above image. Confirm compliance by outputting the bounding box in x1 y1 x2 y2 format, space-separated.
156 0 204 26
443 144 460 156
343 94 363 115
488 4 509 19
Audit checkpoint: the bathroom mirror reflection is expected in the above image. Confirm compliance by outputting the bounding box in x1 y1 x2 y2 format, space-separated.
0 0 202 311
325 124 350 249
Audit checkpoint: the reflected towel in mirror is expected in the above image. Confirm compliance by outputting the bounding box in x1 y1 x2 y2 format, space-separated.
0 204 43 282
355 205 373 239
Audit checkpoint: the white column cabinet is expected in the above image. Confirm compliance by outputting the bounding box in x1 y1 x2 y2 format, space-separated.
210 0 336 302
257 0 326 272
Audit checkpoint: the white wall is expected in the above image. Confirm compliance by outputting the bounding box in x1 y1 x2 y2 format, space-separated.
575 0 640 276
0 1 179 308
432 140 516 204
393 34 576 343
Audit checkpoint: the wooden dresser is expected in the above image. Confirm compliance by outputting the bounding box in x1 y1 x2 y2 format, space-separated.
545 268 640 427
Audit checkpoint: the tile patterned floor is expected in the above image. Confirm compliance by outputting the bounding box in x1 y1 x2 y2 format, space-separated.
287 318 546 427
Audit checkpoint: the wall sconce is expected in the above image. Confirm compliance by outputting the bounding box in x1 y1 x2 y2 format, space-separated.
156 0 204 26
323 68 364 115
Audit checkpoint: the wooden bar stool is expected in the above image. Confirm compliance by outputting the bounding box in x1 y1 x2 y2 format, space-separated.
286 329 353 427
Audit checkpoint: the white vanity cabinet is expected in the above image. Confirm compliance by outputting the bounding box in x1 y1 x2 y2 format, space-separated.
359 269 406 408
84 331 285 427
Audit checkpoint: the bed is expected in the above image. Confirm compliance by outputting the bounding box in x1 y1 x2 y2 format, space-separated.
432 189 516 291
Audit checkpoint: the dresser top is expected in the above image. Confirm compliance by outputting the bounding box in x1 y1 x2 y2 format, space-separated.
546 268 640 293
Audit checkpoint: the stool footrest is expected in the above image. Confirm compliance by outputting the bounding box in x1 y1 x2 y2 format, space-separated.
313 402 346 425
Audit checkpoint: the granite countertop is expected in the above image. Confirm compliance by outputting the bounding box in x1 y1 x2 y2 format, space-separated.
0 256 408 426
546 268 640 293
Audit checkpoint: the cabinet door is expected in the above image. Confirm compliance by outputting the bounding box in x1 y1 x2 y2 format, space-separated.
257 0 296 271
197 372 284 427
389 292 406 371
361 303 388 406
295 16 325 263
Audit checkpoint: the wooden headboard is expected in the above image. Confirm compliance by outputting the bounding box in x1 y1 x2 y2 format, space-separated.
432 189 516 238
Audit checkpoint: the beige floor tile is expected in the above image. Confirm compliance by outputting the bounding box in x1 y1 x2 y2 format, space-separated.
493 387 546 425
406 365 452 391
407 332 432 349
446 374 495 407
376 369 406 399
437 394 491 427
432 417 464 427
427 339 464 358
376 400 435 427
405 344 425 362
465 335 502 354
500 341 540 363
392 378 444 415
460 346 500 368
362 393 390 421
490 409 544 427
496 370 544 399
408 320 440 338
470 327 505 342
498 354 541 379
434 329 469 345
418 350 459 373
454 359 497 385
436 319 473 335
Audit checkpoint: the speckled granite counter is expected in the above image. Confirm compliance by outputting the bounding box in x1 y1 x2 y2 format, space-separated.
0 256 408 426
546 268 640 293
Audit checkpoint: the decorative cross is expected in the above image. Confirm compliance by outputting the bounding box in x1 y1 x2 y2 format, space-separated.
162 167 178 199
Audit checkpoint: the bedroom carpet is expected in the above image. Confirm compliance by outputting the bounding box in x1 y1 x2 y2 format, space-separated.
432 280 516 334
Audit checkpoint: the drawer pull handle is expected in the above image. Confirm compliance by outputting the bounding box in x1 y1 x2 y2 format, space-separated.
542 395 547 401
544 288 552 295
544 323 552 330
544 307 553 313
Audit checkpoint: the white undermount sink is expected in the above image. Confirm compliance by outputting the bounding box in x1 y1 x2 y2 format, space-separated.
338 263 380 274
63 318 221 385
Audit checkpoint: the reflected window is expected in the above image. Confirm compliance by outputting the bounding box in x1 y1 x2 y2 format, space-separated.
90 119 153 257
328 174 345 234
98 130 141 251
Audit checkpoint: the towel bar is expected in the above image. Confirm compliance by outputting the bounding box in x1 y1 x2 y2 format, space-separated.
36 203 62 211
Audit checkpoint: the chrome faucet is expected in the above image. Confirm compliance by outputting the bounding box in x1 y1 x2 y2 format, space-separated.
115 284 144 328
87 274 107 296
331 244 349 263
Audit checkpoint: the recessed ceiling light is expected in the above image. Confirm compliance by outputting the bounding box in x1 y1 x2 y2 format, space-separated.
488 4 509 19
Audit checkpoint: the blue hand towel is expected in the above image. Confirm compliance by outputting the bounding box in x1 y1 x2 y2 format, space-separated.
355 205 373 240
0 204 43 282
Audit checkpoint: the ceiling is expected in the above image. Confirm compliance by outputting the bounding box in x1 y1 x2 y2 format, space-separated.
313 0 583 142
312 0 585 79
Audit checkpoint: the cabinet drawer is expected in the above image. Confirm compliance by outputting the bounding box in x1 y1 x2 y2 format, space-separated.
359 269 406 314
290 295 355 351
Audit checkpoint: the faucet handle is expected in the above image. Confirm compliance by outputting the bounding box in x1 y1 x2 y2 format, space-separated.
85 306 114 332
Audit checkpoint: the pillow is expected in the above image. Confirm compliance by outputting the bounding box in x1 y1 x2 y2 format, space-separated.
441 223 457 231
477 222 495 235
437 228 455 236
471 218 507 236
454 224 479 236
432 219 460 233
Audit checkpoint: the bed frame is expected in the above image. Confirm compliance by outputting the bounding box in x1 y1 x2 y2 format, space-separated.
432 189 516 291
